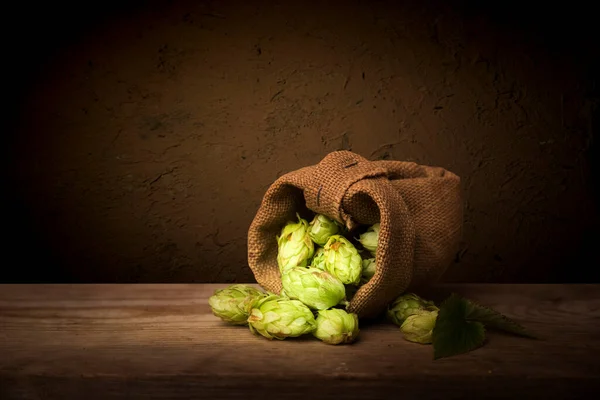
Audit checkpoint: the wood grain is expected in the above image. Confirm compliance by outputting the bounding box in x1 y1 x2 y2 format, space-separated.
1 284 599 399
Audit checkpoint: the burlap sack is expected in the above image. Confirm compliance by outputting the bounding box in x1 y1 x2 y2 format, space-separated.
247 150 463 319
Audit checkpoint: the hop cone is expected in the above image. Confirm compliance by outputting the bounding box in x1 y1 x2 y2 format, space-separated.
387 293 439 327
208 284 266 325
313 308 360 345
308 214 339 246
323 235 362 285
361 258 376 283
281 267 346 310
247 294 316 340
358 223 380 256
311 247 326 270
400 310 438 344
277 213 315 273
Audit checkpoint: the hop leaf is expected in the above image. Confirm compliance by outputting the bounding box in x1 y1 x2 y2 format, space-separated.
432 294 485 359
432 293 537 360
466 300 539 339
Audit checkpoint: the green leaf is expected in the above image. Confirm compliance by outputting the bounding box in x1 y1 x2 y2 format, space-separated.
465 299 539 339
432 293 486 360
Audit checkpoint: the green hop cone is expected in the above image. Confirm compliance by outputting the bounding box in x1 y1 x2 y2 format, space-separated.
361 258 376 283
358 223 380 256
387 293 439 326
323 235 362 285
311 247 326 270
400 309 438 344
313 308 360 345
281 267 346 310
308 214 340 246
208 284 267 325
247 294 316 340
277 213 315 273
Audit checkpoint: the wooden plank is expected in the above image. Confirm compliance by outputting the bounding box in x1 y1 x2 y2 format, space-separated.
1 284 599 399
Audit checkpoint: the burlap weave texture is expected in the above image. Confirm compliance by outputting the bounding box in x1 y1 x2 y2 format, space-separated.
247 151 463 318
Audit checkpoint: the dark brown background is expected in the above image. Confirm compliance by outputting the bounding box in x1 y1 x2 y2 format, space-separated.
5 0 598 284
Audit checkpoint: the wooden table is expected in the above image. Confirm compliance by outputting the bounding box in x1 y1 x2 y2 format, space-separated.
1 284 599 399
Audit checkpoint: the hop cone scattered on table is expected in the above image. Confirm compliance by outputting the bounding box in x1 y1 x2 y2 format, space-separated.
210 208 535 358
208 211 443 348
208 284 267 325
387 293 439 327
247 294 316 340
313 308 360 345
281 267 346 310
400 310 438 344
277 213 315 273
323 235 362 285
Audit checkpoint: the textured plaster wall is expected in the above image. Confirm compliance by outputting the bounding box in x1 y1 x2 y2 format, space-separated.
6 0 598 283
